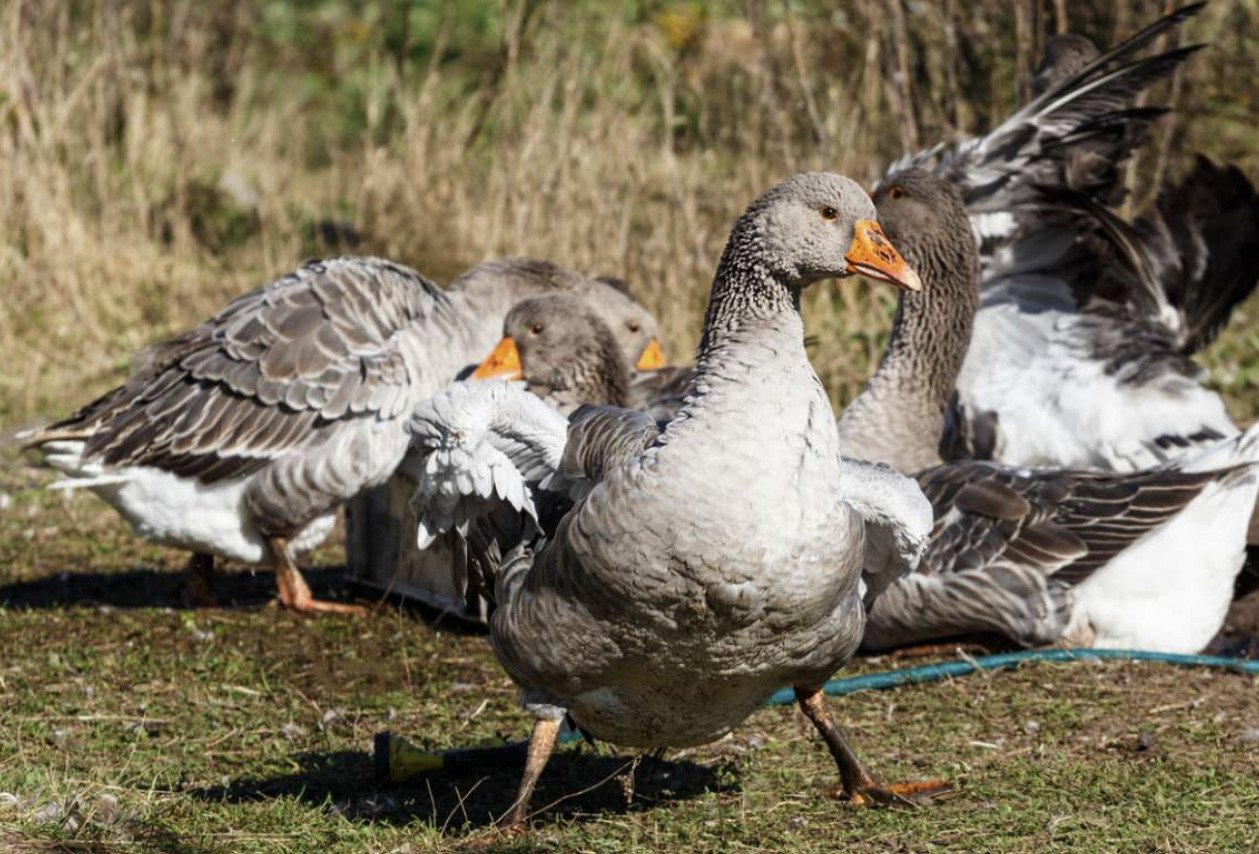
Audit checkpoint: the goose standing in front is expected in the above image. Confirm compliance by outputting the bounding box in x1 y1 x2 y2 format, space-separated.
838 170 1259 653
22 256 660 613
407 173 947 827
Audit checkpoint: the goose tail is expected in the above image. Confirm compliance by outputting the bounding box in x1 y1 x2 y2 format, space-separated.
19 436 132 490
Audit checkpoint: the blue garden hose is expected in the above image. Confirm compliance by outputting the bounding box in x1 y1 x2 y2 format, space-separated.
766 647 1259 707
375 647 1259 782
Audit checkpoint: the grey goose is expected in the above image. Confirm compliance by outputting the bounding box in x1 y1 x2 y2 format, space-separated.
406 173 947 827
22 256 660 613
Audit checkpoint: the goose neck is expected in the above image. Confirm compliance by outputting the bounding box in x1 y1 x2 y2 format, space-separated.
839 231 978 470
696 248 804 364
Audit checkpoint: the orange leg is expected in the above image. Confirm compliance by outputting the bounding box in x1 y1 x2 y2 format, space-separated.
498 716 560 829
795 686 951 806
181 552 218 607
269 537 367 616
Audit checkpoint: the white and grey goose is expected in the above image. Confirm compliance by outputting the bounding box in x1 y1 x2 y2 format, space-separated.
886 4 1259 472
21 256 661 613
838 170 1259 653
407 173 947 828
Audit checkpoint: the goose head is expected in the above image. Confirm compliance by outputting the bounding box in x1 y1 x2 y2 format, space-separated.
871 168 978 303
730 171 923 291
471 293 631 410
583 285 669 371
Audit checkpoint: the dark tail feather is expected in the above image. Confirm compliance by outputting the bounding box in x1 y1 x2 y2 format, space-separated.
1031 3 1205 110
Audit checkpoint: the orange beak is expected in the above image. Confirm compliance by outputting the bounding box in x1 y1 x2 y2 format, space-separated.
471 337 524 380
634 339 667 371
845 219 922 292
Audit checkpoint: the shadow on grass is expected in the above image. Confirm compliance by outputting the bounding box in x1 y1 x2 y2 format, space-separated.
187 746 732 834
0 565 357 611
0 563 491 634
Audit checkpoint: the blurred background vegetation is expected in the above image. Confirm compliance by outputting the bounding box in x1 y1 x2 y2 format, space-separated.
2 0 1258 428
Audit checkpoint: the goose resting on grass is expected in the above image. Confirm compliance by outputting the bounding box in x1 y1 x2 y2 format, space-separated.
838 170 1259 653
21 256 662 614
405 173 947 828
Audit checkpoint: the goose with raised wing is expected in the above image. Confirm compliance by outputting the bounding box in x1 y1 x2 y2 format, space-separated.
406 173 947 827
838 170 1259 653
22 256 661 613
890 5 1259 472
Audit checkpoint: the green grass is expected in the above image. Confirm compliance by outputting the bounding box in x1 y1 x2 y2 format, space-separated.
4 460 1259 852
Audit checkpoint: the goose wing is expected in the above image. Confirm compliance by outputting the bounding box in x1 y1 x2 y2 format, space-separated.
405 380 569 549
864 458 1228 649
919 461 1223 585
29 258 449 483
550 404 661 500
889 4 1202 252
407 381 660 607
1045 155 1259 353
840 457 933 610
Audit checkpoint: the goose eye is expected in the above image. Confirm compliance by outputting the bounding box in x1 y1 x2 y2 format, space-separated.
628 321 641 333
530 323 545 335
889 186 905 200
820 206 839 221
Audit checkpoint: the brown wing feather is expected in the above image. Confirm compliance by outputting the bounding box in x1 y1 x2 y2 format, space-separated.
37 257 448 483
919 461 1225 588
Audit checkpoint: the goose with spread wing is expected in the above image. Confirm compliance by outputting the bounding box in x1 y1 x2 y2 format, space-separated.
889 4 1259 472
21 256 662 613
947 153 1259 472
406 173 947 827
838 170 1259 653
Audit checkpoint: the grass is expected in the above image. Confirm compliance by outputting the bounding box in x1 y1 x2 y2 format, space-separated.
5 2 1259 851
4 459 1259 852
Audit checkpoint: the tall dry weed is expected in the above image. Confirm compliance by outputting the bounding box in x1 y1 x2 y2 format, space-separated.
1 0 1256 428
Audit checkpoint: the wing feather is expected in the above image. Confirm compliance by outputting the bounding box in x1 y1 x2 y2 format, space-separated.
840 457 933 610
29 257 447 483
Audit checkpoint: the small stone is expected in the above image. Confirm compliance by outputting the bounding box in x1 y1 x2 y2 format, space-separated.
0 792 18 808
96 794 120 824
281 723 306 740
1135 731 1156 752
32 801 63 823
1024 720 1041 734
788 815 808 829
1239 727 1259 744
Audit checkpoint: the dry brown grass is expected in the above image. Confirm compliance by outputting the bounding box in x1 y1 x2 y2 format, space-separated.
2 0 1258 428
